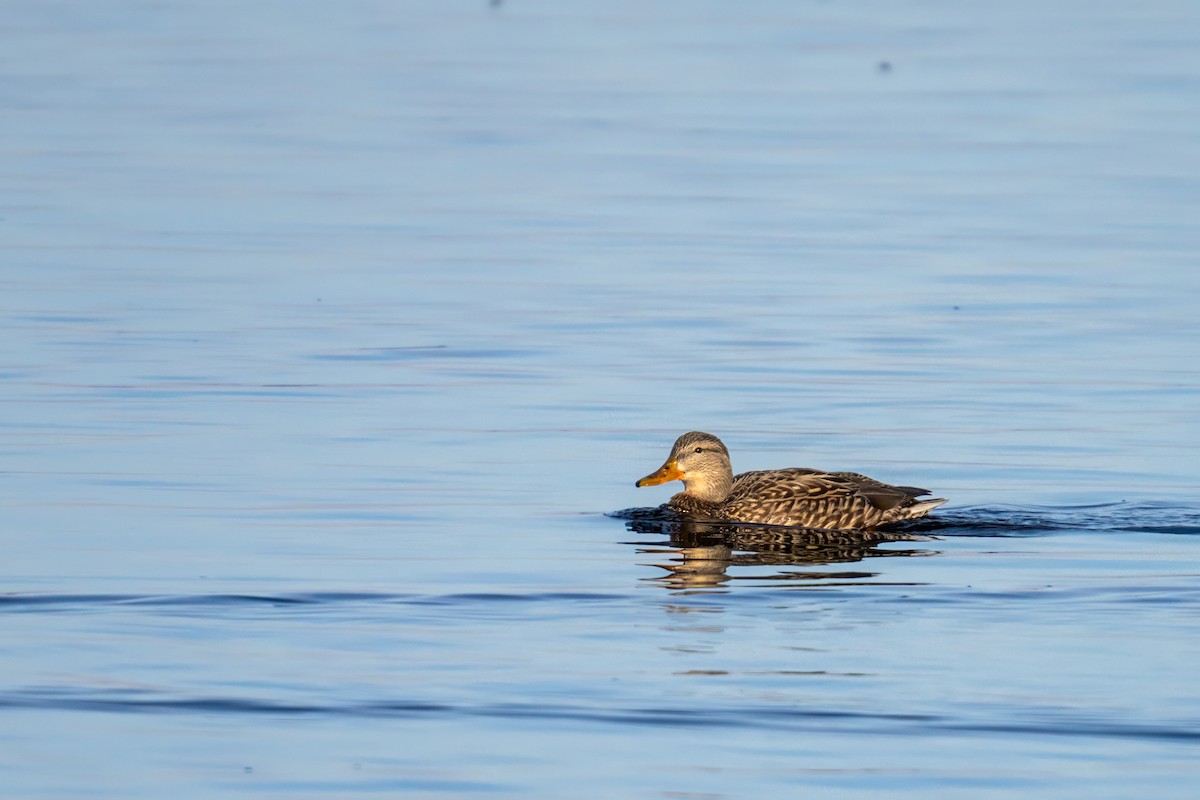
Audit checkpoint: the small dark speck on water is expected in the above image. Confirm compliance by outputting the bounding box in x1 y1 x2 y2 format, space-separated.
878 60 893 73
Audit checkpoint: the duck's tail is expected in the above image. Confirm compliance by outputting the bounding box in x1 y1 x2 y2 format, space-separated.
904 497 948 520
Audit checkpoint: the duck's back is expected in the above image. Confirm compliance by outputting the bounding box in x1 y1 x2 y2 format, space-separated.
720 468 944 530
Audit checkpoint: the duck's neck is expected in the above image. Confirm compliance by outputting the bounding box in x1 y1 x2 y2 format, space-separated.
681 470 733 504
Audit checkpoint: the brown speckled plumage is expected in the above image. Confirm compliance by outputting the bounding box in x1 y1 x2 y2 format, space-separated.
635 431 946 531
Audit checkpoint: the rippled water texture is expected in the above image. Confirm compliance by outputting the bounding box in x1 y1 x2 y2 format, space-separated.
3 1 1200 798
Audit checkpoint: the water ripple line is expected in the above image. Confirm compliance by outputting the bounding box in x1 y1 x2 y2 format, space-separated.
4 687 1199 744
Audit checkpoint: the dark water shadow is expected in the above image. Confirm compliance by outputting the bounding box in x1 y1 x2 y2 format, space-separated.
899 502 1200 538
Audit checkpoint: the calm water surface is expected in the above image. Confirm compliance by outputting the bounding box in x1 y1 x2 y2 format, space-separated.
3 1 1200 797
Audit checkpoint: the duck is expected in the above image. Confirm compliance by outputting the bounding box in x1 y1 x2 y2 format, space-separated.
635 431 946 531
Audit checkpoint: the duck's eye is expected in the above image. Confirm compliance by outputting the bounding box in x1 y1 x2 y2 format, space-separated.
693 447 704 454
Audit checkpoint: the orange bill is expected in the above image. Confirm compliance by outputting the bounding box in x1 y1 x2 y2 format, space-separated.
635 458 684 487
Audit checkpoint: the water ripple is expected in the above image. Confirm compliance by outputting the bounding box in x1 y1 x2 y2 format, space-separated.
4 687 1198 743
614 502 1200 537
0 591 626 612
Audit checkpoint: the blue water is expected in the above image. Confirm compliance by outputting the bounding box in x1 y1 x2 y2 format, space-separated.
3 1 1200 797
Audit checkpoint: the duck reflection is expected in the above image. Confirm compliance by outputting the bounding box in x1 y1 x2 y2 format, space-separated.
620 510 933 591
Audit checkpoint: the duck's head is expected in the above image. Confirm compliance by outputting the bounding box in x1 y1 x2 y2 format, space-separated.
635 431 734 503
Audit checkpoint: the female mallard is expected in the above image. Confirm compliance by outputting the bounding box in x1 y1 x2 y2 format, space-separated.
635 431 946 531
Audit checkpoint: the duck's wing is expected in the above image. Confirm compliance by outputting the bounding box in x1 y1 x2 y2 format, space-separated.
827 472 932 510
724 469 929 529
